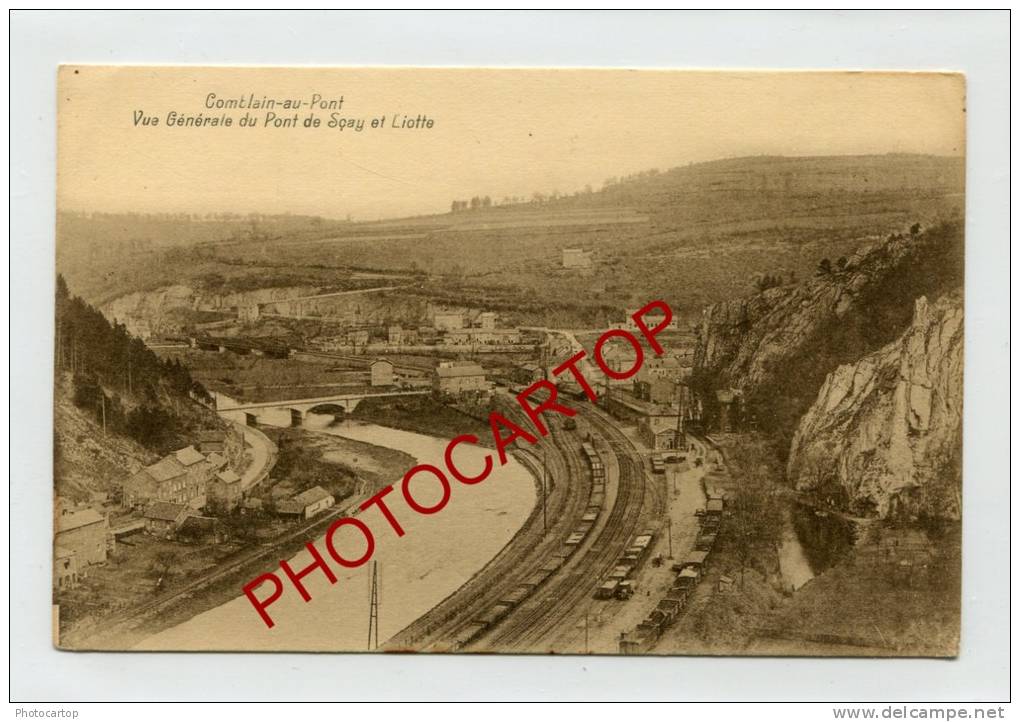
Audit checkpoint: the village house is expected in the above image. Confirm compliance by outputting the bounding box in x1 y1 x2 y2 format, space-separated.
370 359 395 386
238 303 260 322
433 362 489 395
715 388 744 432
53 546 81 591
387 325 404 345
208 469 244 511
143 501 191 539
123 446 212 510
347 329 370 347
205 452 228 472
638 412 684 451
277 486 335 520
54 504 110 570
634 376 678 405
475 311 497 330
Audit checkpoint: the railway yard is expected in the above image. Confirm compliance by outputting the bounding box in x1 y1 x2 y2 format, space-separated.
385 399 720 655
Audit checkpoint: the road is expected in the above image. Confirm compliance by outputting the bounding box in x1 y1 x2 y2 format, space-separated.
234 422 277 492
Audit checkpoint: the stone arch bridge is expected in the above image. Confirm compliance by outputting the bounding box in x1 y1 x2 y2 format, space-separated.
214 389 429 427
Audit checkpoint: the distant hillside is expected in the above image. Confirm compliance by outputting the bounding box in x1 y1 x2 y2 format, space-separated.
59 154 965 324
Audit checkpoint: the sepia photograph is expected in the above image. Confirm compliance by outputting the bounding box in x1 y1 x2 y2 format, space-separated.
50 65 968 658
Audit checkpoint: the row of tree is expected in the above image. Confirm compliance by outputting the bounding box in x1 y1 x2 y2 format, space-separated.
56 275 211 449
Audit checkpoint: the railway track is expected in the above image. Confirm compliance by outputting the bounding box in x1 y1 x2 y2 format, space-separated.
383 401 592 651
474 404 661 653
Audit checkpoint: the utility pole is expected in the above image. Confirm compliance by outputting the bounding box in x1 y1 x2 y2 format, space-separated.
584 612 590 654
99 393 107 435
667 517 673 559
542 446 548 534
367 560 379 651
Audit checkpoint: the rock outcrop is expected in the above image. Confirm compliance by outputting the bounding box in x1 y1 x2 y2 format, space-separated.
693 225 961 391
786 294 963 519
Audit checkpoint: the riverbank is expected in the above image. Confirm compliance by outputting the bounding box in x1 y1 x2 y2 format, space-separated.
132 419 537 651
60 422 414 650
653 433 960 656
352 394 490 441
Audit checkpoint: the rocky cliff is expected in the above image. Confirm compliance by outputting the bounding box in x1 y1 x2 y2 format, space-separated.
786 294 963 520
693 223 962 392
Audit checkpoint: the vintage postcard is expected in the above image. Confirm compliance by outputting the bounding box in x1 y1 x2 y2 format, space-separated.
53 66 965 655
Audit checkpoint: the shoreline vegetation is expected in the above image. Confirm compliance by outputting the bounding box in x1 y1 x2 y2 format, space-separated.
657 434 960 656
60 422 414 650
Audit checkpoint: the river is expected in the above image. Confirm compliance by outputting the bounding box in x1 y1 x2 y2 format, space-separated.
134 416 537 651
778 502 856 592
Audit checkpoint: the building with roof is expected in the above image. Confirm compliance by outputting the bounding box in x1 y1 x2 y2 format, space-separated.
205 452 228 471
208 469 244 511
476 311 497 330
370 359 394 387
53 546 82 591
143 502 191 538
638 413 684 451
715 388 744 432
433 362 489 395
634 376 679 406
238 303 261 322
123 446 212 510
54 505 109 568
277 486 335 520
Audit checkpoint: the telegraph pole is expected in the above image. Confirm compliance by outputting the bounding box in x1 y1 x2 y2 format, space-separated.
584 612 590 654
542 446 548 533
367 560 379 651
667 517 673 559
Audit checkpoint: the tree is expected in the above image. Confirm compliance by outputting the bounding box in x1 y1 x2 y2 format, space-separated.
836 256 848 271
729 473 782 589
816 258 833 276
910 223 921 236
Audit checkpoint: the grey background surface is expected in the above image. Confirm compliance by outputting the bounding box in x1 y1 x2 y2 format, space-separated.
9 9 1010 701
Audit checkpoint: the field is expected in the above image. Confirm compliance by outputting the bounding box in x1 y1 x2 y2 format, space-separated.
59 155 965 327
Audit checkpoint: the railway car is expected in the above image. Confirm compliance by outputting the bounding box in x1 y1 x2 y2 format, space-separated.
498 585 533 608
656 597 682 624
475 603 512 628
449 621 489 651
541 557 565 575
581 509 599 523
524 570 551 590
608 564 634 582
565 532 586 545
595 579 619 600
633 533 654 550
695 532 718 552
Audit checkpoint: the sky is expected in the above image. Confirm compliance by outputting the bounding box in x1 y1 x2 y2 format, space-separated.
57 67 966 220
